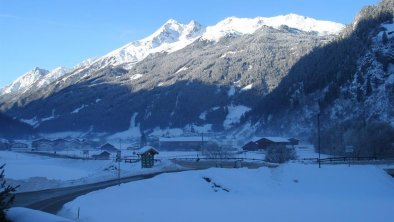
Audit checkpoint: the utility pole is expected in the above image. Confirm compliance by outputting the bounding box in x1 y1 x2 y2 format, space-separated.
317 113 321 168
118 139 121 186
201 132 204 155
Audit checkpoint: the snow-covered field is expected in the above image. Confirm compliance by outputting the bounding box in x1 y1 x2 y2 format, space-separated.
0 151 106 181
2 149 393 222
58 163 394 222
0 151 182 192
0 145 329 192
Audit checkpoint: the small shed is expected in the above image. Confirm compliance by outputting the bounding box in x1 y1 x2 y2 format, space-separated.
136 146 159 168
92 151 111 160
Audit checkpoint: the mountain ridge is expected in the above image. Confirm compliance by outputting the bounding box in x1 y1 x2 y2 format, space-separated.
0 14 344 99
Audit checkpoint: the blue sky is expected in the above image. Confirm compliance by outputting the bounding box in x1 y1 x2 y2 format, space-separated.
0 0 380 88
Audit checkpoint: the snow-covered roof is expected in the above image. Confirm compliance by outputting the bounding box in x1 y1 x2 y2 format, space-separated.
136 146 159 155
260 137 290 143
159 137 210 142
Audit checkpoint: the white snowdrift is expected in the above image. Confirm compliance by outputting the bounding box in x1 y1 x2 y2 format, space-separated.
7 207 73 222
58 164 394 222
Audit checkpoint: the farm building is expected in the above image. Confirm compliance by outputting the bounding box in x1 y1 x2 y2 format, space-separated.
159 136 213 151
137 146 159 168
255 137 291 150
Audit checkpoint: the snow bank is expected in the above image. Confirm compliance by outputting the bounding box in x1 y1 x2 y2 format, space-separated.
7 207 73 222
58 164 394 222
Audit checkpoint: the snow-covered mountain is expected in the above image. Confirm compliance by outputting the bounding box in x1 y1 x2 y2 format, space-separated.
0 13 348 138
98 19 204 67
202 14 344 41
0 26 334 135
240 0 394 141
0 67 49 96
88 14 344 69
0 67 69 96
0 14 344 98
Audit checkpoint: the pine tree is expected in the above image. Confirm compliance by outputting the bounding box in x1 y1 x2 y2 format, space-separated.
0 164 19 222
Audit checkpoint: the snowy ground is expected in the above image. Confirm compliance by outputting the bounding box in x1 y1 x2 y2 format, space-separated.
7 207 73 222
295 144 331 159
0 145 353 193
0 151 182 192
58 163 394 222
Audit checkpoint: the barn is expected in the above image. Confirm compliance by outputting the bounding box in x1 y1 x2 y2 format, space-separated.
255 137 291 150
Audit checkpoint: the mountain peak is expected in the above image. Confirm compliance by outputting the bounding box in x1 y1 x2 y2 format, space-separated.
163 18 180 26
0 67 49 95
31 67 49 74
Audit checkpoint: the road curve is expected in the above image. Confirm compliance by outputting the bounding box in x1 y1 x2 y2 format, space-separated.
12 169 186 214
12 160 268 214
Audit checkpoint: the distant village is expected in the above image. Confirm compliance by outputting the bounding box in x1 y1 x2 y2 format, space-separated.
0 135 300 159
